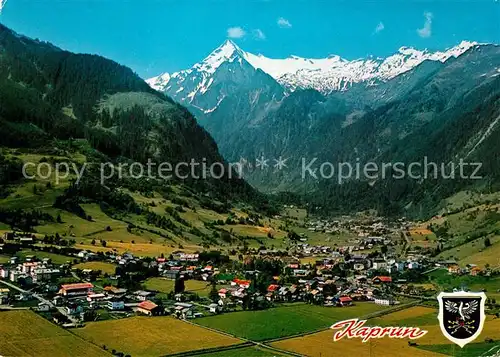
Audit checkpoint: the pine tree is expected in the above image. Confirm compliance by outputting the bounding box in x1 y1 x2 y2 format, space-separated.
208 281 218 302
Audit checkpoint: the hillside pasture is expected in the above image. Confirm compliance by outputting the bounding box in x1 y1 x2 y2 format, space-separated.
460 238 500 269
428 269 500 300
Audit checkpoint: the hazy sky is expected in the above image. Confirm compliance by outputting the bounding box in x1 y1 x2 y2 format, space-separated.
0 0 499 78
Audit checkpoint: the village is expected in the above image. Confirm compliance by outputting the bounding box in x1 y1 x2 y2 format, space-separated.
0 214 493 329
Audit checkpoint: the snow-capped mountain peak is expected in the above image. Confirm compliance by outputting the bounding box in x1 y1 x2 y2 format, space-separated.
192 39 244 74
146 39 247 93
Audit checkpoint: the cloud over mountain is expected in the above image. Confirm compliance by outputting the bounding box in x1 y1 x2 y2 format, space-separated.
374 22 385 34
227 26 246 39
253 29 266 40
417 12 433 38
277 17 292 28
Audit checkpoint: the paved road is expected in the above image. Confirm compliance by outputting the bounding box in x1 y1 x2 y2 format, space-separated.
0 279 78 323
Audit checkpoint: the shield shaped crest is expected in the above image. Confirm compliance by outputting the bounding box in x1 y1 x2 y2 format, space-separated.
437 291 486 348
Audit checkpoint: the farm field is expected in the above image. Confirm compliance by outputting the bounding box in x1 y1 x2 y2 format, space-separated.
73 316 241 357
220 224 287 240
419 342 500 357
410 227 436 241
369 306 437 327
271 307 500 357
196 302 391 341
0 310 109 357
74 261 117 274
75 240 197 257
15 250 75 264
144 277 213 297
198 346 289 357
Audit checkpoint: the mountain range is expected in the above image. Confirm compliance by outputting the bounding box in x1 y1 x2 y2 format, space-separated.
1 20 499 218
148 39 500 217
147 39 479 105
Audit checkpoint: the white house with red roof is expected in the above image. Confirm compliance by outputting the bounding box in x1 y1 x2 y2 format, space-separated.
59 283 93 297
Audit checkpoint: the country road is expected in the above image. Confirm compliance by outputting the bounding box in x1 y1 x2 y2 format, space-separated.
0 279 78 323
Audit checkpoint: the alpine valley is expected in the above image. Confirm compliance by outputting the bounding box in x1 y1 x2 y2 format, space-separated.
148 40 500 217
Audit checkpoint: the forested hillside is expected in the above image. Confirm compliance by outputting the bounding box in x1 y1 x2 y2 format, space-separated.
0 24 274 217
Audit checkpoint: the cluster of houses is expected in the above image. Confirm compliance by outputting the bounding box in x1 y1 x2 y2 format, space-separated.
304 217 406 237
0 257 62 285
211 268 400 308
447 264 484 276
46 281 201 320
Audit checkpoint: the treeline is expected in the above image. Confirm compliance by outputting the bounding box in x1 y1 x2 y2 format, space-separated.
0 209 55 231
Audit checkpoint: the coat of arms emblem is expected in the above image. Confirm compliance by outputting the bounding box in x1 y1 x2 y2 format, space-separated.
437 291 486 348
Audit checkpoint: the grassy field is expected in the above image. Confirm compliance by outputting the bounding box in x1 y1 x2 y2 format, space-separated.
74 261 117 275
15 250 75 264
0 310 109 357
37 204 137 239
369 306 437 327
410 227 436 242
74 316 240 357
75 240 198 257
271 307 500 357
1 153 307 260
437 235 500 268
0 255 10 264
427 269 500 300
460 238 500 269
423 191 500 263
196 302 390 341
144 277 213 297
0 151 84 211
271 329 440 357
198 346 288 356
283 207 308 223
419 342 500 357
220 224 287 240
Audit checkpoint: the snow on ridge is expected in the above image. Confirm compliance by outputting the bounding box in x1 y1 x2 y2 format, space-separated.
193 39 241 74
146 72 171 91
0 0 8 14
243 51 349 79
244 40 480 92
146 40 483 95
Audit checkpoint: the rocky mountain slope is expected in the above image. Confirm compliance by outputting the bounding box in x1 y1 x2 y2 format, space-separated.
149 39 500 217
